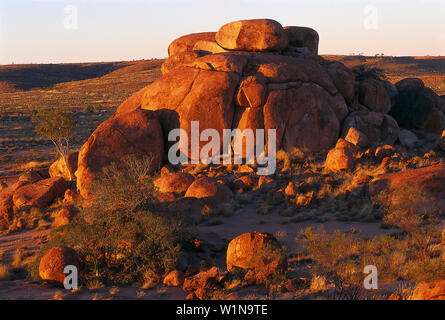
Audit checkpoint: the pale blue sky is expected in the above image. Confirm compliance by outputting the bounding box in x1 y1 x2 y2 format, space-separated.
0 0 444 64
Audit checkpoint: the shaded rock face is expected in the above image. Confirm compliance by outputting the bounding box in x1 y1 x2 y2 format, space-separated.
390 78 445 134
76 108 164 198
369 164 445 215
284 26 319 56
116 19 350 158
357 78 392 113
342 110 400 146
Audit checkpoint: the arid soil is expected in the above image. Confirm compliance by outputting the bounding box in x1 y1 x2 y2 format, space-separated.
1 52 445 300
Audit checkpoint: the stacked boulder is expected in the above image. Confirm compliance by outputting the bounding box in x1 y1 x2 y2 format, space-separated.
114 19 352 161
74 18 445 196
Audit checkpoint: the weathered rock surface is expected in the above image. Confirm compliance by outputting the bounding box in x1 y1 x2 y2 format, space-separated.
13 177 67 209
226 232 287 281
325 145 354 172
357 78 392 113
342 110 400 146
390 78 445 134
216 19 288 52
185 177 233 203
154 172 194 194
284 26 319 56
168 32 216 57
39 246 80 285
76 108 164 198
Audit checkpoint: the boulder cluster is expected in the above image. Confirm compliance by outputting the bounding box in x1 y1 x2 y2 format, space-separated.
71 18 445 196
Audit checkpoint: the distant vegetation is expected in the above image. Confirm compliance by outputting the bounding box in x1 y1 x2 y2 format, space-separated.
352 65 387 82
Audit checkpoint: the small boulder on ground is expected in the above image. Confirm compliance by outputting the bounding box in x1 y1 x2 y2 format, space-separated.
49 151 79 181
375 145 396 159
226 232 287 283
154 172 194 194
163 270 185 287
13 177 67 209
18 170 44 184
345 127 370 148
185 177 233 203
183 266 222 293
325 145 354 172
39 246 80 285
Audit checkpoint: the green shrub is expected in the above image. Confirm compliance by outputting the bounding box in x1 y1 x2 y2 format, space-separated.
29 155 187 285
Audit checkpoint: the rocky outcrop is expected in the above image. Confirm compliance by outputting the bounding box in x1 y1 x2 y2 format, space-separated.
76 108 164 198
357 78 392 113
114 19 350 159
284 26 319 56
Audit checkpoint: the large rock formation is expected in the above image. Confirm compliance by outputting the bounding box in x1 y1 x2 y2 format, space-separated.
76 108 164 198
116 19 354 159
390 78 445 134
76 18 445 195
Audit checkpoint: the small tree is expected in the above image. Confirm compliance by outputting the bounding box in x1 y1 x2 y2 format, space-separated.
32 108 75 180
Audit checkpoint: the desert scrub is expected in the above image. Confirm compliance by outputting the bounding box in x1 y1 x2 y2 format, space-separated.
28 155 188 285
298 226 445 299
